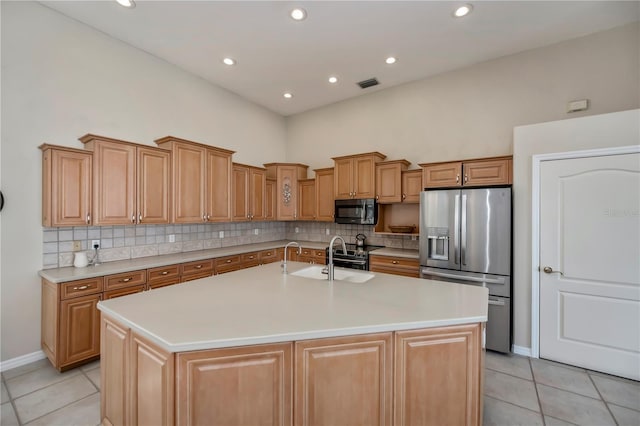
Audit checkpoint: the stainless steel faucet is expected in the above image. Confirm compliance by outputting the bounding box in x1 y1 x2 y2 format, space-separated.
282 241 301 273
327 235 347 281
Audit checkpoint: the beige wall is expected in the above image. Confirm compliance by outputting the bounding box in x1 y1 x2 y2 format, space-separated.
0 2 286 362
513 109 639 351
286 23 639 350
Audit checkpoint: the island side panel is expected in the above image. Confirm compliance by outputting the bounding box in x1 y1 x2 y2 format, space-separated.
394 323 483 426
294 333 393 426
176 343 293 426
101 315 130 426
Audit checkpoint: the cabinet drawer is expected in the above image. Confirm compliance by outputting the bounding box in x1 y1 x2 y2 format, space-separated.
103 284 146 300
260 249 280 264
241 252 261 268
180 271 213 283
215 255 242 274
147 264 180 284
104 270 147 291
369 255 418 269
148 277 181 290
181 259 214 276
60 277 103 300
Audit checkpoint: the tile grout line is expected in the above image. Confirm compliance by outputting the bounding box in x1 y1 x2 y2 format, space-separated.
82 366 101 393
19 391 99 426
2 372 24 426
529 357 547 426
587 371 620 426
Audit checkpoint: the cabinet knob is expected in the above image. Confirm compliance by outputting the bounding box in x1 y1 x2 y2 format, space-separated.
402 194 406 200
195 265 202 269
464 174 468 183
161 271 168 275
86 213 91 224
203 214 207 222
376 195 379 200
249 256 254 259
392 260 399 264
120 277 132 283
131 214 136 223
139 214 142 222
207 214 211 220
456 174 460 183
226 259 232 263
73 285 89 291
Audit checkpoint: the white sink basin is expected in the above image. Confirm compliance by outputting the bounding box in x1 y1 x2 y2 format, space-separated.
290 265 375 283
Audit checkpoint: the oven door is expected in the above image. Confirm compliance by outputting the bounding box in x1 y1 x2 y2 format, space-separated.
328 256 368 270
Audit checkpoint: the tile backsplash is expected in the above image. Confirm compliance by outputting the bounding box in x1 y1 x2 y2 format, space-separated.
42 221 419 269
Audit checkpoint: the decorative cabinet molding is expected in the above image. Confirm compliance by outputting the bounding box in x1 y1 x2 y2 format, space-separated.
333 152 386 199
40 144 93 227
264 163 309 221
420 156 512 189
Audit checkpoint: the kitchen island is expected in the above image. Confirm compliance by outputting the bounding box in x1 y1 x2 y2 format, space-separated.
98 261 488 426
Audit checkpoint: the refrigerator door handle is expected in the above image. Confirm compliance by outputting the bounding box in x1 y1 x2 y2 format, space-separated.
454 194 460 264
461 194 467 265
422 269 506 285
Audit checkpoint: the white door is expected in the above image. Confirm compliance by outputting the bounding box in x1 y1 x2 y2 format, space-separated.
539 153 640 380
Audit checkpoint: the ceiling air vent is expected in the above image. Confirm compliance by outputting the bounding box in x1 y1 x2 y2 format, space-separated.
357 78 379 89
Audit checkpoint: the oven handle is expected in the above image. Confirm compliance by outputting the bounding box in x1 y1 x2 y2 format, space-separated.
421 269 506 285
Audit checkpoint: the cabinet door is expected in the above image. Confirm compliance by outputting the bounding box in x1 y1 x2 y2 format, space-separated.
394 324 482 426
265 179 276 221
60 293 101 367
101 315 130 426
250 168 267 221
173 143 206 223
375 163 402 203
402 169 423 203
423 162 463 188
206 149 232 222
295 333 392 426
137 147 170 224
232 165 250 221
353 156 377 198
44 148 92 227
333 158 353 199
297 179 316 221
176 343 292 426
93 141 136 225
463 158 512 186
315 169 334 222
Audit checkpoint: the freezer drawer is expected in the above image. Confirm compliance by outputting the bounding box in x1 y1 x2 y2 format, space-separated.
420 267 511 298
487 296 511 353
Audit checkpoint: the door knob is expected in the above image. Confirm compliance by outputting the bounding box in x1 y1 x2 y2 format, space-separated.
542 266 563 276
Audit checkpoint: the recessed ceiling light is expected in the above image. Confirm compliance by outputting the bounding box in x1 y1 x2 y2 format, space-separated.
385 57 397 65
328 76 338 84
222 58 236 66
283 92 293 99
116 0 135 8
290 8 307 21
453 4 473 18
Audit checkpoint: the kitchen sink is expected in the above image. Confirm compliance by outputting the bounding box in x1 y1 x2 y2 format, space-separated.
290 265 375 283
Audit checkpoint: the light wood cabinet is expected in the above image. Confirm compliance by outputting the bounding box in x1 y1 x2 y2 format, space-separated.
401 169 423 203
40 144 92 227
314 167 334 222
421 156 512 188
101 315 130 426
264 163 309 220
293 247 326 265
375 160 410 203
333 152 386 199
181 259 215 281
369 254 419 278
80 134 171 225
394 323 483 426
297 179 316 221
266 178 276 220
295 333 392 426
147 264 181 290
176 343 292 426
232 163 266 221
155 136 234 223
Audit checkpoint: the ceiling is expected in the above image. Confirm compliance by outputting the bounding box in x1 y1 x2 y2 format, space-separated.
41 1 639 116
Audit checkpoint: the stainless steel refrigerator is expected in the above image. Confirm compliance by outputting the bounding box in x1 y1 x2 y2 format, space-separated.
419 187 512 353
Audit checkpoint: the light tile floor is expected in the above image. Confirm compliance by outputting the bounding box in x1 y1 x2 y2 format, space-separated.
1 352 638 425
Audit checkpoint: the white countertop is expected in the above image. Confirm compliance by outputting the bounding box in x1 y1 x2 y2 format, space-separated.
369 247 419 259
39 240 328 283
97 262 487 353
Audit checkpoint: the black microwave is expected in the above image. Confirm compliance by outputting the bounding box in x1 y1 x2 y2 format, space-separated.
334 198 378 225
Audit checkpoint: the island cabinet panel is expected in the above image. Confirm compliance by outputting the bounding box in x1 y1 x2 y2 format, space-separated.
176 343 293 426
394 323 483 426
101 316 130 426
294 333 393 426
130 333 174 426
60 294 102 366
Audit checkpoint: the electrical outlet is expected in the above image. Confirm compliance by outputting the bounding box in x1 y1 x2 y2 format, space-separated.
295 227 299 233
168 234 175 243
325 228 330 235
91 240 100 249
219 231 224 238
254 228 259 235
72 241 82 251
411 235 417 241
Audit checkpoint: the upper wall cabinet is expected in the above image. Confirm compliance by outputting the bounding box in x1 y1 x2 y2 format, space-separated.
264 163 309 221
375 160 410 204
297 178 316 221
40 144 93 227
80 135 171 225
333 152 386 200
401 169 423 203
265 178 276 221
232 163 266 222
420 156 512 189
155 136 234 223
314 167 334 222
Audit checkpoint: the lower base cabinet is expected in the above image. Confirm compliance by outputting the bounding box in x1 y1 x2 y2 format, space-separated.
100 315 483 426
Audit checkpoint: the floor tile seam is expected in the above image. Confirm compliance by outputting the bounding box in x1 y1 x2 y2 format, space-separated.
81 367 100 393
1 363 50 384
10 373 87 402
587 371 622 424
20 391 99 426
1 373 23 425
484 366 534 382
484 394 545 416
528 357 547 426
587 370 640 386
535 381 608 402
607 402 640 414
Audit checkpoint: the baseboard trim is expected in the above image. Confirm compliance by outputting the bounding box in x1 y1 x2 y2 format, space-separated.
0 350 47 373
512 345 533 358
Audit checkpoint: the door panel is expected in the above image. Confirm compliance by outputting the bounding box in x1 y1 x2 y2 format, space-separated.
137 147 170 224
540 153 640 380
462 187 511 276
419 190 459 269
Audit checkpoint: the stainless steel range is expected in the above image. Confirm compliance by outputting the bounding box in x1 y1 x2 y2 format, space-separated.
325 243 384 271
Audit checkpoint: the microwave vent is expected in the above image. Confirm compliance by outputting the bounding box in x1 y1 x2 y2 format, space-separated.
357 78 379 89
